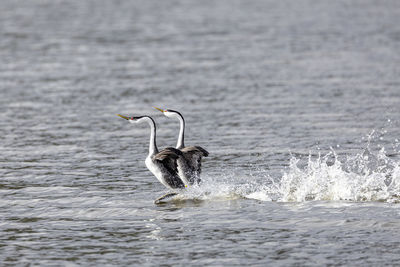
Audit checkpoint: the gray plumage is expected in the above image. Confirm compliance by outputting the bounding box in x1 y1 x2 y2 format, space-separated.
152 147 186 189
180 146 209 184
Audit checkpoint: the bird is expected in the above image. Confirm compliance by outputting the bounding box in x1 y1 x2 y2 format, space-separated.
154 108 209 185
117 114 189 190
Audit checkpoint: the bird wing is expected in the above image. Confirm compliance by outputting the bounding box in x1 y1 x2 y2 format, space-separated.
180 146 209 175
153 147 182 175
181 146 209 157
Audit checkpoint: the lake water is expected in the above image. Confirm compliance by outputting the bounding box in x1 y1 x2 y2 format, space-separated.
1 0 400 265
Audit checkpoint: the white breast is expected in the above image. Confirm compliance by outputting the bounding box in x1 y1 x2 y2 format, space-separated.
145 156 170 188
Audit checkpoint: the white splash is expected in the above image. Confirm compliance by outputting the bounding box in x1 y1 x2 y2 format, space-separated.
276 148 400 202
163 128 400 204
173 145 400 203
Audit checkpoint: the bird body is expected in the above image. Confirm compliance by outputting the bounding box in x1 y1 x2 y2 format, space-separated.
118 114 186 190
147 147 188 189
155 108 209 185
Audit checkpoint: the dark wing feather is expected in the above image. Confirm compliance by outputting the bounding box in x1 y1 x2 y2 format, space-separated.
181 146 209 157
180 146 209 180
153 147 182 161
153 147 185 188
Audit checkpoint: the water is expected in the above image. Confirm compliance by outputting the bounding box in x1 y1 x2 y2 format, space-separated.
1 0 400 265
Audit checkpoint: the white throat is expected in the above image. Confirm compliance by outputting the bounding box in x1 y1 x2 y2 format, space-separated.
135 116 159 156
173 112 185 149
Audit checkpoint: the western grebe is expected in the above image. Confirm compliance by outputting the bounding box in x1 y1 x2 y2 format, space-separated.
154 108 209 185
117 114 187 190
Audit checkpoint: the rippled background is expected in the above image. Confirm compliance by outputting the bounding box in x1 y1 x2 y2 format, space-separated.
1 0 400 265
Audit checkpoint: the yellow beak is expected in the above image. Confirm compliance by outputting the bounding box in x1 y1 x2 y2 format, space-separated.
117 114 130 120
154 107 164 113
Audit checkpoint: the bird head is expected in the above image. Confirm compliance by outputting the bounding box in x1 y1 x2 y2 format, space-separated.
154 107 179 118
117 114 145 124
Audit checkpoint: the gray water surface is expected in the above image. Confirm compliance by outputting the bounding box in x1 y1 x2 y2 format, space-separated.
1 0 400 265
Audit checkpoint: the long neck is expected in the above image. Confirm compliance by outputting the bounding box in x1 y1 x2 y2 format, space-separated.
145 117 158 156
175 113 185 149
